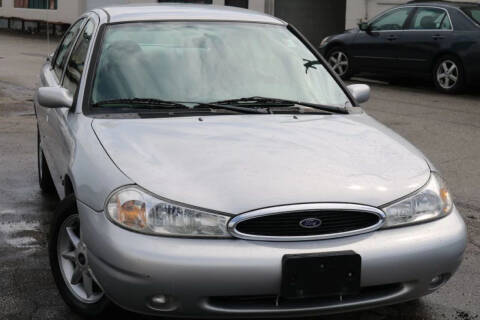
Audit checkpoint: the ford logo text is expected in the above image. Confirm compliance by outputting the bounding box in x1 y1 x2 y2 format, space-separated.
299 218 322 229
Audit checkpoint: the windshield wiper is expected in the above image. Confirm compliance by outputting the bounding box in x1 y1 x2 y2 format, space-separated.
205 96 348 114
94 98 267 114
93 97 347 115
194 102 269 114
93 98 190 109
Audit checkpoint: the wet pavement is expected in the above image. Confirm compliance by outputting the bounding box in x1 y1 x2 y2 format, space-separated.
0 30 479 320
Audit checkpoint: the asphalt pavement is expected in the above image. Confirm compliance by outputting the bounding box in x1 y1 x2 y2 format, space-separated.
0 31 479 320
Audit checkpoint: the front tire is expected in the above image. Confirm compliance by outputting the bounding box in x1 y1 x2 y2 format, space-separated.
433 55 464 94
49 195 110 317
327 47 353 80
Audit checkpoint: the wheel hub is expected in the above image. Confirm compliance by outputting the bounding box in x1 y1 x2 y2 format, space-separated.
437 60 458 90
77 251 86 266
328 51 349 76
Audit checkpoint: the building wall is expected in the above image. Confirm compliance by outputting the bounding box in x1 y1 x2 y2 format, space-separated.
86 0 265 13
0 0 82 24
1 0 268 25
85 0 122 11
1 0 472 31
246 0 266 13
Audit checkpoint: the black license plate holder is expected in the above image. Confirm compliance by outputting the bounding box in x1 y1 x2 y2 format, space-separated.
281 251 361 299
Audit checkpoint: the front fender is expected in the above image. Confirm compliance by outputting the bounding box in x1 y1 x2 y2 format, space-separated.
68 114 132 211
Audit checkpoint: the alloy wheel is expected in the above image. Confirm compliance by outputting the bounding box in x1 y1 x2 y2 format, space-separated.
436 60 459 90
328 51 349 77
57 214 104 304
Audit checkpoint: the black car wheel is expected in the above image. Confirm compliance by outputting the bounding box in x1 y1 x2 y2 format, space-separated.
37 128 56 194
433 56 464 94
327 48 352 80
49 195 111 317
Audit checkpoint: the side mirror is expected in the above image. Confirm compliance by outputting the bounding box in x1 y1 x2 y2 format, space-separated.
348 84 370 104
37 87 73 109
46 52 54 62
358 22 371 33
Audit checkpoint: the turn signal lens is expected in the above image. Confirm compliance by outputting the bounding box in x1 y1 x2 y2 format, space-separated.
440 187 453 213
118 200 146 228
107 189 147 231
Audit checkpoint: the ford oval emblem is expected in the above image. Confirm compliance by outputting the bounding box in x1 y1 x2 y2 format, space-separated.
299 218 322 229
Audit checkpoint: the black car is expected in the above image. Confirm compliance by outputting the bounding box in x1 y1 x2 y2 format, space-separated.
319 1 480 93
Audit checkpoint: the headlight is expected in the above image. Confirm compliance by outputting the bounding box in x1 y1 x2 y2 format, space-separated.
106 186 230 238
320 36 331 47
382 172 453 228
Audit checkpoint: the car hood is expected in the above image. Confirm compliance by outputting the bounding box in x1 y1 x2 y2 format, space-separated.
92 114 430 214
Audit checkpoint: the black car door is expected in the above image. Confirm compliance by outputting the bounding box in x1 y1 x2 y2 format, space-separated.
350 7 415 73
397 6 454 75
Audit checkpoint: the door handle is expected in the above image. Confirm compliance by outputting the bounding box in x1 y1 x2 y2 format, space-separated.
386 35 399 41
432 35 445 40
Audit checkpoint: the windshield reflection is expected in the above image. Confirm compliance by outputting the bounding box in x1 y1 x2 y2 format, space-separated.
92 22 350 109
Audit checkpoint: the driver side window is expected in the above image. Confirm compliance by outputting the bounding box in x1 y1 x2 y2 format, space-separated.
53 18 85 81
370 7 414 31
63 20 95 96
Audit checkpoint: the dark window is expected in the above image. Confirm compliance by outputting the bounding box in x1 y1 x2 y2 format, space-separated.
409 7 451 30
462 7 480 25
64 20 95 95
157 0 212 3
370 7 414 31
53 19 85 80
14 0 57 9
225 0 248 9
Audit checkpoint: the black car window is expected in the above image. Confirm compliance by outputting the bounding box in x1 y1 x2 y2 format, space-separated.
410 7 451 30
63 20 95 95
53 19 85 81
440 13 452 30
370 7 414 31
462 7 480 25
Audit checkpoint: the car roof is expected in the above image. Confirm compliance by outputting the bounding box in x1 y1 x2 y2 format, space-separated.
99 3 286 25
403 1 480 9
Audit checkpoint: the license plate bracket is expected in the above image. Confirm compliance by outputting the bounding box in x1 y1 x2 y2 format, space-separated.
281 251 361 299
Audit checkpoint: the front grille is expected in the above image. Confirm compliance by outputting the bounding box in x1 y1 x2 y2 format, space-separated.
208 283 403 310
235 210 380 238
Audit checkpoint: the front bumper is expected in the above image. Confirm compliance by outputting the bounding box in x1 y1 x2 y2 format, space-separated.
79 201 467 318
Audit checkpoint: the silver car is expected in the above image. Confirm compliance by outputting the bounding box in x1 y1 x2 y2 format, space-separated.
35 4 467 318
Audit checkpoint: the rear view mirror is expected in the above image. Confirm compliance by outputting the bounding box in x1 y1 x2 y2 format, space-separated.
347 84 370 104
37 87 73 109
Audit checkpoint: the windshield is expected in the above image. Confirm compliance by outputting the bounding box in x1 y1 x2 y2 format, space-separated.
462 7 480 24
91 22 350 110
